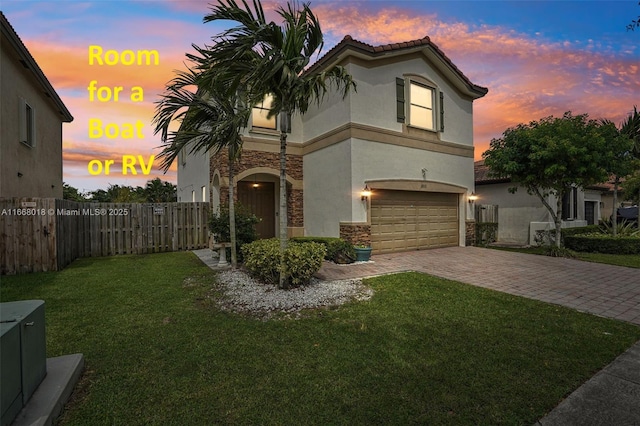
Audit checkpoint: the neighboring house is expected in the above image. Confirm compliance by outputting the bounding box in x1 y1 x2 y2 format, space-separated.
474 160 606 245
0 12 73 198
179 35 488 253
595 178 635 221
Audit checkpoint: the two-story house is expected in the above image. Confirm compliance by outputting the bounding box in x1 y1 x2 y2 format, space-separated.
178 35 487 253
1 12 73 199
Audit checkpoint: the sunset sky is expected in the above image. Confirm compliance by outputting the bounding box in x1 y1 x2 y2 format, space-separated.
3 0 638 193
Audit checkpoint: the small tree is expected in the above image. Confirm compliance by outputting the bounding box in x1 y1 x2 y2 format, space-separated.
483 112 611 249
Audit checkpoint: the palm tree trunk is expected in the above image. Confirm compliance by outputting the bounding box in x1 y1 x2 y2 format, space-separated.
613 176 619 237
228 146 237 268
555 193 563 248
278 111 289 289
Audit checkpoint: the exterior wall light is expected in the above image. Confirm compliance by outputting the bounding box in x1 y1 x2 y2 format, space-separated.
361 184 372 201
468 193 478 204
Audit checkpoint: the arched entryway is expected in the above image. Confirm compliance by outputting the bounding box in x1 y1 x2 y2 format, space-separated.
237 173 278 239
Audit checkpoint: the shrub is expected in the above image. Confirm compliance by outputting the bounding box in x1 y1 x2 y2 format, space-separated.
242 239 327 288
475 222 498 246
534 225 600 247
209 203 260 260
241 239 281 285
564 234 640 254
290 237 355 264
599 219 639 237
283 242 326 287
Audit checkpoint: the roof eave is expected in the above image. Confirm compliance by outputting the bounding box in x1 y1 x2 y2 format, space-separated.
307 36 488 100
1 13 74 123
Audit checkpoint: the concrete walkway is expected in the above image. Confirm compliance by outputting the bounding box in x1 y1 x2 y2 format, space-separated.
316 246 640 425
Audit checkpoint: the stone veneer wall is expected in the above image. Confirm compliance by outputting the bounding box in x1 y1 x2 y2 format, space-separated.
210 148 303 228
465 219 476 246
339 223 371 246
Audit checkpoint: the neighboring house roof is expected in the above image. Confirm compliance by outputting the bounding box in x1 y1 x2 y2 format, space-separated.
475 160 621 192
586 176 626 193
1 12 73 122
474 160 510 185
307 34 488 100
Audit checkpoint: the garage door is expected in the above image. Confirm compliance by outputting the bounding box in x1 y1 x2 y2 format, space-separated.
371 190 459 253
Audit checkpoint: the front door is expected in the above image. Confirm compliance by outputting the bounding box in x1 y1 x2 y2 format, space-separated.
585 201 596 225
237 181 275 239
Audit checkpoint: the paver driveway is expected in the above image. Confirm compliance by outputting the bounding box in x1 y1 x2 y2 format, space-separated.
316 246 640 325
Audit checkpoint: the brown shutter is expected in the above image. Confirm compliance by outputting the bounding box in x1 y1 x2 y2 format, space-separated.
396 78 405 123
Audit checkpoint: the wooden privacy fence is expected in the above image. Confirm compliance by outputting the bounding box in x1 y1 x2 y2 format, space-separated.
475 204 498 223
1 198 210 275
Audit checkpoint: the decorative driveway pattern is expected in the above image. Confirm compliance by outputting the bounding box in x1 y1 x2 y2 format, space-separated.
316 246 640 325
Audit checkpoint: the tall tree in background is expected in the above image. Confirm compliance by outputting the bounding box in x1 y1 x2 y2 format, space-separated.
153 65 249 268
483 112 611 249
599 106 640 234
63 182 87 201
203 0 356 287
145 178 178 202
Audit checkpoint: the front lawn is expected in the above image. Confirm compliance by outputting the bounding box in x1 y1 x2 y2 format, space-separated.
490 246 640 268
2 252 639 425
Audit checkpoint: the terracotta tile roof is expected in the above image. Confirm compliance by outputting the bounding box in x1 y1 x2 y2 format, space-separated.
586 176 627 193
474 160 510 184
475 160 622 192
308 35 488 98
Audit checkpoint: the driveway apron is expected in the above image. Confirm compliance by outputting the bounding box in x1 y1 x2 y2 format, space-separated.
317 246 640 325
317 246 640 425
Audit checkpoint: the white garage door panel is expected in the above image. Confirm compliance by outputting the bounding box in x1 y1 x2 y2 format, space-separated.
371 190 459 253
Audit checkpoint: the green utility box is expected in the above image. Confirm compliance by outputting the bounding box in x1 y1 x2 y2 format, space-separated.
0 300 47 426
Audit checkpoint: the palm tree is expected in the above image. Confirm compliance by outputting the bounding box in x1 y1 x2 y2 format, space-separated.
202 0 356 287
623 106 640 224
600 107 640 233
152 63 250 268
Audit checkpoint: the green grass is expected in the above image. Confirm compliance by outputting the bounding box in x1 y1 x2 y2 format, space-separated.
2 252 639 425
490 246 640 268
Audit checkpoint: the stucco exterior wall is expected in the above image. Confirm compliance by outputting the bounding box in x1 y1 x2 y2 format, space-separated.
1 38 64 198
301 83 352 142
303 139 352 236
476 183 603 245
476 183 550 244
347 56 474 146
176 147 210 202
302 57 474 148
303 136 473 242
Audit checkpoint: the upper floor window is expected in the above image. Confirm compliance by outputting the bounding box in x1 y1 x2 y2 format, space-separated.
396 77 444 132
20 98 36 147
409 82 434 130
252 94 277 130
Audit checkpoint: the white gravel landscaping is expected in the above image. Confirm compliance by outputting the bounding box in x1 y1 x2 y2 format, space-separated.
214 269 374 319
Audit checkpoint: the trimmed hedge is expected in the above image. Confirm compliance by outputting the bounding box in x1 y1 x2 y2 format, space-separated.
534 225 601 246
564 234 640 254
242 238 327 288
290 236 355 264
